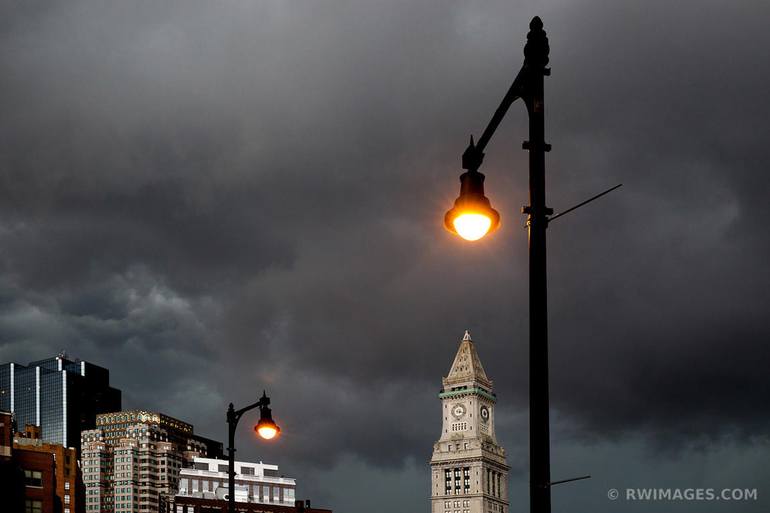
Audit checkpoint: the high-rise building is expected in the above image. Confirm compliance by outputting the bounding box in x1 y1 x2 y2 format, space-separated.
0 353 122 449
176 456 297 505
81 410 223 513
430 331 509 513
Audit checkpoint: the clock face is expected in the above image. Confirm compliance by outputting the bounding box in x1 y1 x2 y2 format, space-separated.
480 405 490 422
451 403 467 419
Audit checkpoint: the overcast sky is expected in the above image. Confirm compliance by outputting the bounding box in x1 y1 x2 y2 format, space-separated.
1 0 769 512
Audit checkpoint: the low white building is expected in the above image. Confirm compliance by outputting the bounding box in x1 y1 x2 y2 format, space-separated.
178 457 296 506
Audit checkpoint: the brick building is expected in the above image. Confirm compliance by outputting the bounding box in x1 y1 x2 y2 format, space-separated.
1 410 85 513
14 448 58 513
15 425 85 513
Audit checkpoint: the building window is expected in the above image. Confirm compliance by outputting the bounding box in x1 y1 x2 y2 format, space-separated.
24 470 43 487
25 501 43 513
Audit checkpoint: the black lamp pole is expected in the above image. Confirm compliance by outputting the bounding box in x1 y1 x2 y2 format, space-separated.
226 392 273 513
458 17 552 513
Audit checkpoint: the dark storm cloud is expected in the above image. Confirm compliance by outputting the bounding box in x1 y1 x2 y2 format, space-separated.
1 0 769 511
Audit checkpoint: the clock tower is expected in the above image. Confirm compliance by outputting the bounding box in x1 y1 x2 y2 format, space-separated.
430 331 509 513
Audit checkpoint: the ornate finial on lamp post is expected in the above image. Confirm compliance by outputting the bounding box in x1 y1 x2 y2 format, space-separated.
524 16 550 71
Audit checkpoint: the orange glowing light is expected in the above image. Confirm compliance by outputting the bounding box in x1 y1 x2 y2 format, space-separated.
444 170 500 241
452 212 494 241
255 420 280 440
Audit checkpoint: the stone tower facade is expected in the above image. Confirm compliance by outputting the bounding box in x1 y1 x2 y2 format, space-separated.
430 331 509 513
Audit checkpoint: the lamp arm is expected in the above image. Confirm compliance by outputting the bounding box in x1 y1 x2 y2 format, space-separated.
228 392 271 428
463 16 549 171
233 397 268 419
463 63 535 172
475 65 527 154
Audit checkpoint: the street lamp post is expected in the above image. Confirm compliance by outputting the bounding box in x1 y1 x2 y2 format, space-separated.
444 17 552 513
226 391 280 513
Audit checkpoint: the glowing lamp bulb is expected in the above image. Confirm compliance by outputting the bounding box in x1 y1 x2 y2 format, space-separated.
257 425 278 440
255 419 280 440
453 213 493 241
444 170 500 241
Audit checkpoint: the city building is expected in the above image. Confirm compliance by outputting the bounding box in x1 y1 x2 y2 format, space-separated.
166 496 331 513
15 424 85 513
177 456 296 505
0 410 26 512
1 410 75 513
430 331 509 513
81 410 223 513
0 353 122 450
1 409 12 457
14 444 58 513
93 411 223 460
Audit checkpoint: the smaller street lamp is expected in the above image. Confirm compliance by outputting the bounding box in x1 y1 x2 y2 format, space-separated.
226 391 280 513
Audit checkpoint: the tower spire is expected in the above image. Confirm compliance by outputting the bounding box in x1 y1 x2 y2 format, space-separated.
443 330 493 390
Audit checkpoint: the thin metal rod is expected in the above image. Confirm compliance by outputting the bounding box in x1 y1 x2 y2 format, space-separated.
548 184 622 223
549 475 591 486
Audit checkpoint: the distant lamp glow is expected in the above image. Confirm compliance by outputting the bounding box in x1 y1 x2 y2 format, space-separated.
255 404 280 440
444 170 500 241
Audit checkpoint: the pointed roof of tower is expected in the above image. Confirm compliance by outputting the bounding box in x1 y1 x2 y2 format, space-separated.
442 330 493 390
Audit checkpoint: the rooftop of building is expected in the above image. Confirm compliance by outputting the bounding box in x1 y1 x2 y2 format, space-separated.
95 410 193 432
182 456 295 483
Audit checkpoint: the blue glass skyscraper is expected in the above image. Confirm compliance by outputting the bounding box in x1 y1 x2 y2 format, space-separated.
0 353 121 450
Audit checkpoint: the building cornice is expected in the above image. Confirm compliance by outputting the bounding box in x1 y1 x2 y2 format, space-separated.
438 387 497 403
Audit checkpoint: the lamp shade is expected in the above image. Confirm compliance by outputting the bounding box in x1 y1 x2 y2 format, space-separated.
444 170 500 241
254 405 281 440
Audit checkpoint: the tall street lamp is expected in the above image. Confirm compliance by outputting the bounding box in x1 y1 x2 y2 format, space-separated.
226 391 280 513
444 16 552 513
